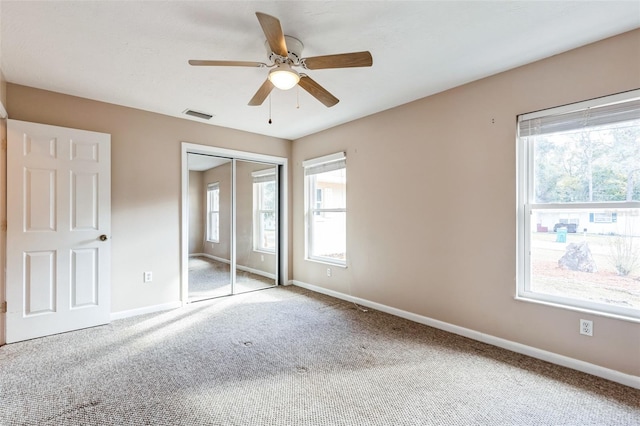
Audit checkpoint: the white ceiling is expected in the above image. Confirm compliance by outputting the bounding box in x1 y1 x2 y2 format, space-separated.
2 1 639 140
187 153 230 172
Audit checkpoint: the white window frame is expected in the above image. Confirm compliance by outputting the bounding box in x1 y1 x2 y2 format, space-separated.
252 168 277 253
206 182 220 243
303 152 347 266
516 90 640 321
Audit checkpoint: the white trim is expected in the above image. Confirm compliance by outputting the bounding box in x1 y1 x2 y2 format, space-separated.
516 93 640 320
292 280 640 390
515 296 640 324
302 151 345 168
231 159 237 293
305 257 348 268
110 301 181 321
519 89 640 121
306 256 347 268
181 143 289 303
0 101 7 119
251 168 276 179
237 265 276 280
529 202 640 210
190 253 230 264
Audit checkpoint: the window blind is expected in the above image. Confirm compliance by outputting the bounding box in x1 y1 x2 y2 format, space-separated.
303 152 346 176
251 168 276 184
519 94 640 137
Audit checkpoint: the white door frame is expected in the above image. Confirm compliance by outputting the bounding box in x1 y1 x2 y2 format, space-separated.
0 111 7 346
180 142 288 304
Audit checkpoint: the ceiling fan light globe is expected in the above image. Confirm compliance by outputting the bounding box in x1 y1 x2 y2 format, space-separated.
268 65 300 90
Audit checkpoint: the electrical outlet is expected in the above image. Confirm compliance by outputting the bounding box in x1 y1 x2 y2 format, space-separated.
261 254 264 262
580 319 593 336
327 268 332 277
144 271 153 283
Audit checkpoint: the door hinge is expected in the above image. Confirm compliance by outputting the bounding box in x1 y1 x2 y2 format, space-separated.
1 301 6 314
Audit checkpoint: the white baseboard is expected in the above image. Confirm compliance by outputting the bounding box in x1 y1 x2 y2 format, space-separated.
110 301 182 321
191 253 276 280
292 280 640 390
190 253 229 264
236 265 276 280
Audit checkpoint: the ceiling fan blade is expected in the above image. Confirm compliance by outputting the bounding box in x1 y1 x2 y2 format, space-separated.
302 51 372 70
189 60 266 67
248 79 275 106
256 12 288 57
298 75 339 107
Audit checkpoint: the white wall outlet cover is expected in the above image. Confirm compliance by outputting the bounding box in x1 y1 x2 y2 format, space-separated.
580 319 593 336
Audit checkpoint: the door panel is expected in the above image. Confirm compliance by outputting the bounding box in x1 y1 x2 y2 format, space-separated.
187 155 278 301
71 172 99 230
24 250 56 315
6 119 111 343
71 248 98 307
187 154 233 301
234 160 277 294
25 168 56 231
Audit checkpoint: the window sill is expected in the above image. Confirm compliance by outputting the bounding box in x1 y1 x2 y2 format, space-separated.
253 249 275 255
306 257 347 268
514 295 640 324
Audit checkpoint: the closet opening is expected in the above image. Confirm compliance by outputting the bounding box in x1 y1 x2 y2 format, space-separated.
181 143 288 303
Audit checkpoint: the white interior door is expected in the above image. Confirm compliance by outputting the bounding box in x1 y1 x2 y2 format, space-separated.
6 119 111 343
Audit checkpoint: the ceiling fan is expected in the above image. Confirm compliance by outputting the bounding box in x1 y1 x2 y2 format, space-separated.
188 12 373 108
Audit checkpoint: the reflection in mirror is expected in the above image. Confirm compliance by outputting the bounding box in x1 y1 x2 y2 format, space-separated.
187 154 278 301
187 153 233 301
235 160 278 293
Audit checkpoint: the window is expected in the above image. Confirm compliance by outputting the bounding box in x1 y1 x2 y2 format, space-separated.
252 168 277 252
206 182 220 242
303 152 346 266
517 90 640 320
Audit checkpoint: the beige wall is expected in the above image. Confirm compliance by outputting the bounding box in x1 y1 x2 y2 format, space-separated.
235 160 276 276
188 170 204 254
201 160 276 276
292 29 640 376
3 28 638 378
6 84 290 313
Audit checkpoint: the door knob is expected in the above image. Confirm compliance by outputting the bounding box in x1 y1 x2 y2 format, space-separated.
99 234 108 241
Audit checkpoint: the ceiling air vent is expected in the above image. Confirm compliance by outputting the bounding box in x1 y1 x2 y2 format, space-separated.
183 109 214 120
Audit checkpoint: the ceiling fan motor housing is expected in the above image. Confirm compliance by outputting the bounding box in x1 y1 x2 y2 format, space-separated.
265 35 304 64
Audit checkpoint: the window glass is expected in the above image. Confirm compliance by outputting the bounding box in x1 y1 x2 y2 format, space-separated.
304 154 346 265
518 91 640 319
206 183 220 242
254 178 276 252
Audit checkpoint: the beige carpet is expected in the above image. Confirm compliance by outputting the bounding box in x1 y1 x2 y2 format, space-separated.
0 286 638 425
188 256 275 300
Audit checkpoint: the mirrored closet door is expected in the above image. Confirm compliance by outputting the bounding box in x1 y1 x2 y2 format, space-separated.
187 154 278 302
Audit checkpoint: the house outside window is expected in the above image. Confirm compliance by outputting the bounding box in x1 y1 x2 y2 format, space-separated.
303 152 346 266
517 90 640 320
206 182 220 243
252 168 277 252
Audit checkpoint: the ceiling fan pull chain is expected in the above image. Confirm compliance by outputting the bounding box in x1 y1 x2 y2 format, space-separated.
297 85 300 109
268 94 272 124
